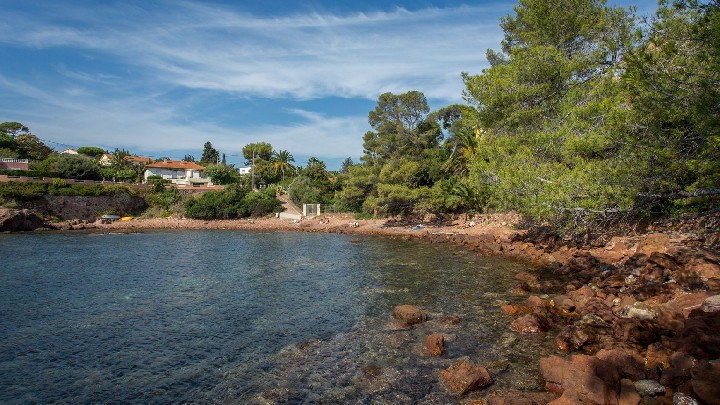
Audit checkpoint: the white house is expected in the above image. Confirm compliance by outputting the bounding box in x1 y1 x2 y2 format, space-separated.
237 166 252 175
143 160 212 186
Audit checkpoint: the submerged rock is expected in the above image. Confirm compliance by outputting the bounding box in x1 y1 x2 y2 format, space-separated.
439 358 492 395
484 390 556 405
391 305 427 326
424 333 444 356
510 313 551 334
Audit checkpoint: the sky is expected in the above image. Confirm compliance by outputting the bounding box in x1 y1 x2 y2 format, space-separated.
0 0 658 170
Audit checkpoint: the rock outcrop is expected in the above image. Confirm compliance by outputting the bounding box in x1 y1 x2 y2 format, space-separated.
0 208 47 231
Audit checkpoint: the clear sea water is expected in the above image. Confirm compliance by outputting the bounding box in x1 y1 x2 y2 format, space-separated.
0 230 556 404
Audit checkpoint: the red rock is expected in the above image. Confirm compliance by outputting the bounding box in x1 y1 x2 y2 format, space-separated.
613 318 659 346
638 233 671 255
568 285 596 310
540 355 619 405
666 310 720 359
554 325 592 353
551 295 576 313
485 391 556 405
439 358 492 394
500 304 532 316
645 343 672 379
511 313 551 334
515 272 540 282
527 295 550 309
660 352 697 387
619 378 641 405
580 297 617 323
595 348 646 380
424 333 445 356
391 305 427 326
690 360 720 405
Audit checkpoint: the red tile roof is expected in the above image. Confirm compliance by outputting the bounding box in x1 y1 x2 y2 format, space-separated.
124 156 153 164
145 160 205 170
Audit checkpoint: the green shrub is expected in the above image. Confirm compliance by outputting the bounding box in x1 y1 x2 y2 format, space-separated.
245 190 282 217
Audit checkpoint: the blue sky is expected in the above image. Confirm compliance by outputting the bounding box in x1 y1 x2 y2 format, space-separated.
1 0 658 170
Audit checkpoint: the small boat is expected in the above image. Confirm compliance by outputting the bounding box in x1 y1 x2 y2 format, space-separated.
99 214 121 224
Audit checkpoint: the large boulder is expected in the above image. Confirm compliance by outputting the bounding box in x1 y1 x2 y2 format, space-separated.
690 360 720 405
439 358 492 395
540 354 620 405
391 305 427 326
511 313 551 334
0 209 46 231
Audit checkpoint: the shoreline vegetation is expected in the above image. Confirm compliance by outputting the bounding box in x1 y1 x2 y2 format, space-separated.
12 210 714 404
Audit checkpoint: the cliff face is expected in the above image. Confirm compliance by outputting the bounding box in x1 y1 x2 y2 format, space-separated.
13 193 146 221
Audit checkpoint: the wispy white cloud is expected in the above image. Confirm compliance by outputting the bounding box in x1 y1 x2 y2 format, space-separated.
2 2 503 100
0 1 510 163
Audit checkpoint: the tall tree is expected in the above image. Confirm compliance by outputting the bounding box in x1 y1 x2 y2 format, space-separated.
623 0 720 202
242 142 273 164
362 91 442 163
16 134 54 161
200 141 220 165
0 122 29 137
271 149 295 182
462 0 637 220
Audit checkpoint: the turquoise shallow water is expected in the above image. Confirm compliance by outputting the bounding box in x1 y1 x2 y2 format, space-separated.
0 230 556 404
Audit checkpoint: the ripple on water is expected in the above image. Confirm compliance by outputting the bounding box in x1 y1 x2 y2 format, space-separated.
0 231 559 404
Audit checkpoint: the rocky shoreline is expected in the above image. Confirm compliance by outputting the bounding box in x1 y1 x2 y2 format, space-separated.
3 209 719 404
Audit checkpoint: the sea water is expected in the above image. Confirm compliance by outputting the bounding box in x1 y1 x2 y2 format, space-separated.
0 230 556 404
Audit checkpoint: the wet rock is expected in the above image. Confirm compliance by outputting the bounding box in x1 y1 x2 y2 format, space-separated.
540 354 620 404
701 295 720 312
515 272 540 282
485 391 556 405
633 379 666 397
391 305 427 326
527 295 550 309
424 333 444 356
439 358 492 395
510 313 551 334
690 360 720 405
551 295 575 313
500 304 532 316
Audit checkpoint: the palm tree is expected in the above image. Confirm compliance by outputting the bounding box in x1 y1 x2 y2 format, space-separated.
271 150 295 182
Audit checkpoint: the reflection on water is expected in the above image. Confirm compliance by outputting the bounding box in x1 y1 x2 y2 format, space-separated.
0 231 556 404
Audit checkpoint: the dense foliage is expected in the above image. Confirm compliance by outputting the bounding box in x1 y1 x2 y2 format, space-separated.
0 181 137 200
337 0 719 229
2 0 717 230
183 185 281 219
